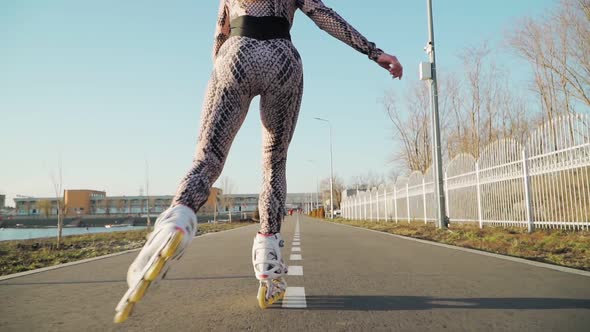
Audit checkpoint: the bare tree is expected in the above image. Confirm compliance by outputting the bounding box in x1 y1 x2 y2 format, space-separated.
320 175 345 210
51 159 67 249
508 0 590 116
350 170 385 191
383 82 433 172
448 42 532 158
218 177 235 222
385 42 533 173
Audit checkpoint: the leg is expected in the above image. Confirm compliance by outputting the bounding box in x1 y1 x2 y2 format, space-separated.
173 65 253 211
115 56 253 323
252 48 303 309
257 75 304 234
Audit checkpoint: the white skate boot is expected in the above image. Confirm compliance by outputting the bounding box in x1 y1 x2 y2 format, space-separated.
114 205 197 323
252 233 288 308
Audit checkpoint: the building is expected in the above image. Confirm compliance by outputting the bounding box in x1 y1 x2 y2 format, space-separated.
14 190 319 217
218 194 259 214
14 188 220 217
217 193 318 213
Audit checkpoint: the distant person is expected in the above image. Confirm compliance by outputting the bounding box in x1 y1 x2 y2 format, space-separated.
115 0 402 322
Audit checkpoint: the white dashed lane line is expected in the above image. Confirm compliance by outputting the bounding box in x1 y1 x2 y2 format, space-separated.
283 215 306 308
282 287 307 308
288 266 303 276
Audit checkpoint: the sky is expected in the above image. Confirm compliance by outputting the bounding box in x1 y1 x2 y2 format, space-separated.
0 0 557 206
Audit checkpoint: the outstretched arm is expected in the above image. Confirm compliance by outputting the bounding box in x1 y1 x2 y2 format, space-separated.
212 0 230 60
297 0 402 79
297 0 383 61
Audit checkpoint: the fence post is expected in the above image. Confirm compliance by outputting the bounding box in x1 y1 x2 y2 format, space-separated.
376 189 380 222
406 183 411 223
475 161 484 229
347 199 349 219
384 187 389 222
344 197 350 219
422 177 427 224
522 148 535 233
369 190 373 221
444 171 450 219
364 193 367 220
394 185 398 223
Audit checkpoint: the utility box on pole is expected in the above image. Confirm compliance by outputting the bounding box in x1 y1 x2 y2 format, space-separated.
419 61 432 81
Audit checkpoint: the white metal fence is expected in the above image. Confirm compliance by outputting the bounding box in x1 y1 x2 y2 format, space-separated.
341 114 590 231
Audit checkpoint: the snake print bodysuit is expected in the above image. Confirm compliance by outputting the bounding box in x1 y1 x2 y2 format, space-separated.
173 0 383 234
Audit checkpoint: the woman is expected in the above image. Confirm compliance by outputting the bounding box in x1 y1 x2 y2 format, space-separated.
115 0 402 322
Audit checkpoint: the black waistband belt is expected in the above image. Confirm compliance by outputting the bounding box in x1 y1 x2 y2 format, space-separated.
229 16 291 41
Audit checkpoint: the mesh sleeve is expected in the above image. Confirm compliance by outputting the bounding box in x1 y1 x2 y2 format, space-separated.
297 0 384 62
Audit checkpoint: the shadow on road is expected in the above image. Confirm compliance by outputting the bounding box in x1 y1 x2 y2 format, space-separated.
0 275 252 286
303 296 590 311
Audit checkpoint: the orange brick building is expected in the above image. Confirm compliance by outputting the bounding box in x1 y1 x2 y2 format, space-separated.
14 188 220 217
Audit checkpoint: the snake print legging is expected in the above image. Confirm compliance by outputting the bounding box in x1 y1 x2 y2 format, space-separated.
173 36 303 234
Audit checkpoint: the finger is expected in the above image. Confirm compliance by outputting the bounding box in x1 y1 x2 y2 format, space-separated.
391 68 401 79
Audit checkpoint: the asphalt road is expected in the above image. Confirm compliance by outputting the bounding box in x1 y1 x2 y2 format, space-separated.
1 215 589 332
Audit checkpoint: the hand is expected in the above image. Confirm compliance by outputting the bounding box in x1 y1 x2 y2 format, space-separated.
377 53 403 80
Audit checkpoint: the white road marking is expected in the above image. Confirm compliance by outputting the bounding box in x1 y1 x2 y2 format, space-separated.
282 287 307 308
282 218 306 309
288 266 303 276
292 242 300 246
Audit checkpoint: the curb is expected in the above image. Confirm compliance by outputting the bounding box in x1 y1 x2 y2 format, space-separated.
0 224 257 282
322 220 590 278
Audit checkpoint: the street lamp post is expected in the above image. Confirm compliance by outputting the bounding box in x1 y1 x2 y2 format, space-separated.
425 0 448 229
314 117 334 219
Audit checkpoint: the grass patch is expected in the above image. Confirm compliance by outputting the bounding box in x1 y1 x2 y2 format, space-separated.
0 222 253 276
326 218 590 271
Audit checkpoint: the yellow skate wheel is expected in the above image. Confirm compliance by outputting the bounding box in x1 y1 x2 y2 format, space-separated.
257 284 268 309
114 302 134 324
267 290 285 306
273 291 285 303
129 279 150 303
161 231 184 258
145 257 166 281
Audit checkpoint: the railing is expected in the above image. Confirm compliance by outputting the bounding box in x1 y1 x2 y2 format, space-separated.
341 113 590 231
